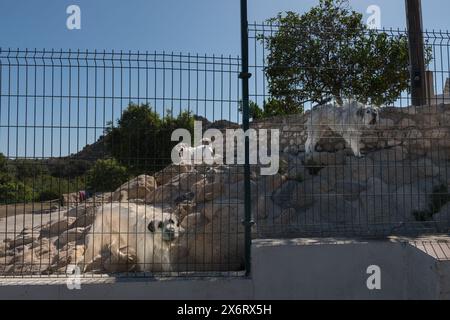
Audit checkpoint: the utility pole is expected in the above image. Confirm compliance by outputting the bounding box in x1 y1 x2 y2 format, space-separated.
405 0 427 106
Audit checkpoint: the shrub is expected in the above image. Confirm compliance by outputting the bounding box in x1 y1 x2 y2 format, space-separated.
86 158 129 193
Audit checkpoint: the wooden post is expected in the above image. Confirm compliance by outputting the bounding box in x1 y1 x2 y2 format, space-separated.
405 0 427 106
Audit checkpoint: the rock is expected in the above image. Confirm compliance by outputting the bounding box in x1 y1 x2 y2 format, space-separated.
299 196 360 234
146 183 185 204
57 228 86 247
173 201 196 221
368 146 408 162
359 177 399 226
210 165 245 184
398 118 416 128
3 246 48 275
61 192 84 207
192 179 224 203
172 172 205 192
70 206 98 229
8 233 38 250
334 180 367 201
112 175 157 202
414 158 441 179
343 156 375 183
180 212 207 231
173 199 248 272
154 164 191 186
272 180 318 210
287 163 311 182
273 208 298 226
40 217 77 238
255 195 282 220
0 242 8 258
393 184 430 221
50 243 85 271
306 150 347 167
433 202 450 230
223 179 258 201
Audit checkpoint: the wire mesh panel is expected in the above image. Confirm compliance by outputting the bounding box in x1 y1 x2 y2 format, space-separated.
249 22 450 238
0 49 250 277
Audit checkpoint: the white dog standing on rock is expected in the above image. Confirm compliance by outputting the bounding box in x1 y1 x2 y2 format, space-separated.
79 203 180 273
173 138 221 165
305 101 379 158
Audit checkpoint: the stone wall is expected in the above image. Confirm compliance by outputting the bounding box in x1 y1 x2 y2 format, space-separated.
251 103 450 159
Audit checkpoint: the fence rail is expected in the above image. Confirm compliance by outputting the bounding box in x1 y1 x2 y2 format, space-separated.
1 24 450 278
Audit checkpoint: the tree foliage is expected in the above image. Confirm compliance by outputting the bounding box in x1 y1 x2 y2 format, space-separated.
86 158 128 193
260 0 430 113
105 103 194 173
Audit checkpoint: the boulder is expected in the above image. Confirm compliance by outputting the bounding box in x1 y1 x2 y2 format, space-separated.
368 146 409 162
154 164 191 186
433 203 450 231
299 195 360 234
287 162 312 182
173 201 197 221
192 179 224 203
173 199 247 272
0 242 8 258
112 175 157 202
343 156 375 183
273 177 334 211
359 177 400 226
57 227 86 247
334 180 367 201
223 179 258 201
70 206 98 229
3 246 48 275
393 182 434 222
8 232 38 250
306 150 347 167
255 195 282 220
170 172 205 192
50 243 85 272
180 212 207 231
146 183 188 205
40 217 77 238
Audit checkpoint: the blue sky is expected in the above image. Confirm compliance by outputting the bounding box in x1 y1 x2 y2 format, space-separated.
0 0 449 55
1 0 449 158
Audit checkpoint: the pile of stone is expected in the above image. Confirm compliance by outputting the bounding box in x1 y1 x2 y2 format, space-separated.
2 105 450 276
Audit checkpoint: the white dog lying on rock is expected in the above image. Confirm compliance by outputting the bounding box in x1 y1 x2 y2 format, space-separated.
305 101 379 158
79 203 180 273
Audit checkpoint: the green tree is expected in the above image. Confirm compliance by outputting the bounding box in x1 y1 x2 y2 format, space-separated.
105 103 194 174
260 0 430 113
0 153 34 203
86 158 129 193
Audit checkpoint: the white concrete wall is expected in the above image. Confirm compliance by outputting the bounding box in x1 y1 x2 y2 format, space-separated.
0 238 447 300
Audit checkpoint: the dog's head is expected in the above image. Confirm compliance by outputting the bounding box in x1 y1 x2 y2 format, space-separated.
147 214 180 242
357 105 379 127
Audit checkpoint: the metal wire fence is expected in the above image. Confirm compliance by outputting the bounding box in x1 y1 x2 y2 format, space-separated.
0 49 247 277
249 24 450 239
1 25 450 278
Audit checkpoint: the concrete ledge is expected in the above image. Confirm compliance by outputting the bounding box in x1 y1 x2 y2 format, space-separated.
0 237 449 300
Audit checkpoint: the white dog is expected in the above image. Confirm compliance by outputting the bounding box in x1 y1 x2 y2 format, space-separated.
173 138 221 165
80 203 180 273
305 101 379 158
